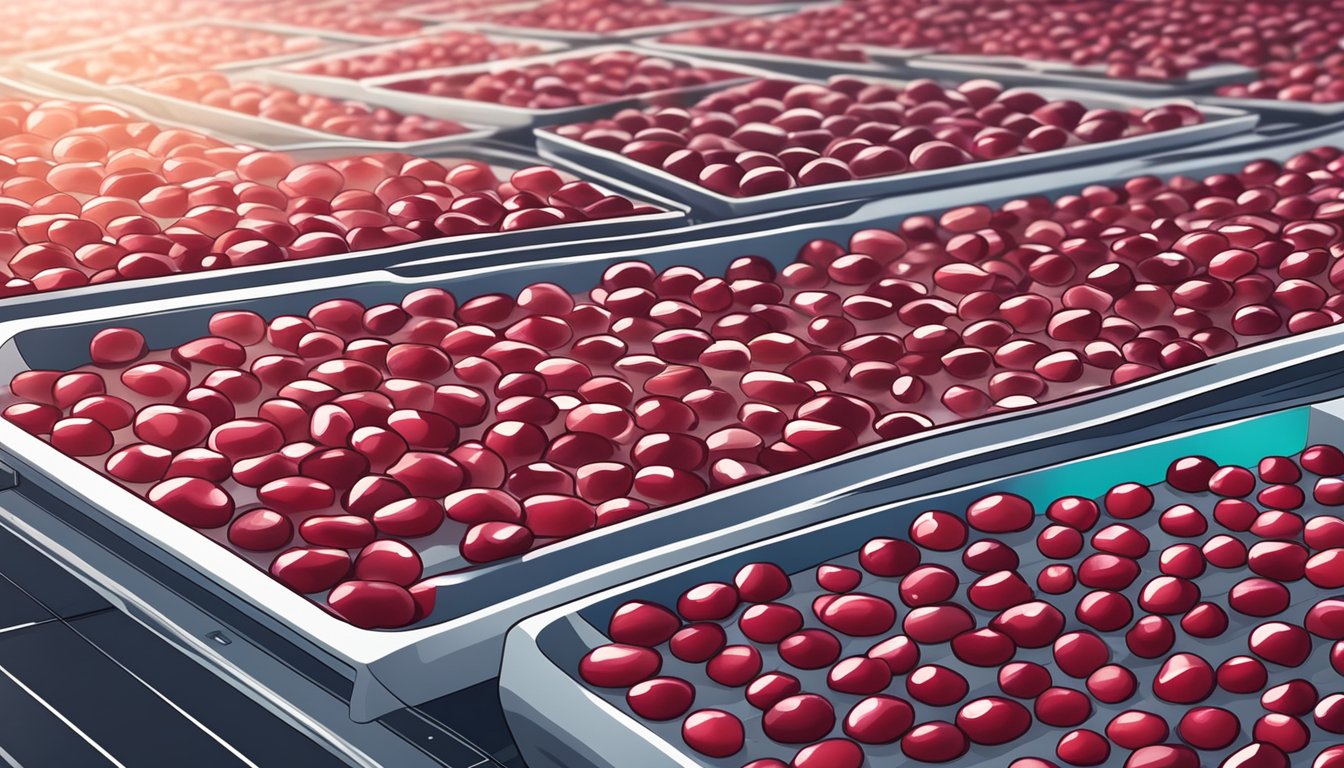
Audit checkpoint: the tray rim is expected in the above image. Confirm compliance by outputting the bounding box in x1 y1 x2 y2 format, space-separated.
533 79 1257 217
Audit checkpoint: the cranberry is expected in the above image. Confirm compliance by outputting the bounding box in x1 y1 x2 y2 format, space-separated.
1152 653 1215 704
1056 728 1109 766
681 710 743 759
965 492 1034 532
816 593 895 636
1317 693 1344 733
747 672 800 710
844 695 913 744
779 629 840 669
904 604 975 644
956 696 1030 745
1053 631 1109 678
1035 687 1092 727
763 694 834 744
677 582 738 621
668 623 725 663
1106 710 1169 749
1217 655 1268 693
626 677 694 721
859 537 920 576
1076 590 1133 633
900 721 968 763
1176 706 1240 750
867 635 919 675
1166 455 1217 492
1262 679 1319 716
790 739 862 768
999 661 1052 698
608 601 680 647
1086 664 1136 704
735 562 791 602
1124 745 1199 768
908 510 968 551
1047 497 1100 531
906 664 968 706
1220 743 1289 768
579 644 661 688
706 645 761 687
1105 482 1153 519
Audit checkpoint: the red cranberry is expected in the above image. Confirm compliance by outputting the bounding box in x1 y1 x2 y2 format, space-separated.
955 696 1030 745
1056 728 1109 767
1220 735 1290 768
626 677 694 721
1177 706 1240 750
779 629 840 670
681 710 743 759
1105 710 1169 750
608 601 680 647
747 672 800 710
998 661 1052 698
763 694 834 744
965 492 1034 532
900 721 968 763
669 623 725 663
1152 653 1215 704
1086 665 1136 704
867 635 919 675
843 695 913 744
1035 687 1092 727
906 665 968 706
579 643 662 688
1262 679 1320 716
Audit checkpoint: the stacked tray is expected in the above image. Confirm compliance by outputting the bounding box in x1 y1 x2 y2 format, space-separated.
15 19 350 97
1 132 1344 725
536 79 1257 218
359 45 781 129
258 27 571 102
500 397 1344 767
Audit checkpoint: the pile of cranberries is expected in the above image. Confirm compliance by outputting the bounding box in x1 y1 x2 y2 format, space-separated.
288 31 547 81
552 77 1204 198
401 0 508 18
660 0 1344 84
579 448 1344 766
0 0 207 57
50 24 326 85
6 146 1344 629
465 0 724 34
145 73 472 143
1216 52 1344 105
379 50 741 111
212 0 427 39
0 97 659 297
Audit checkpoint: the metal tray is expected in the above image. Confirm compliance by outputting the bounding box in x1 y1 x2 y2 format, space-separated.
0 128 1341 721
360 44 779 128
536 84 1256 218
0 139 685 323
396 0 538 23
214 11 437 45
633 29 912 80
14 20 348 97
258 28 569 102
899 56 1260 96
1196 93 1344 123
674 0 834 15
500 395 1344 768
448 14 734 45
115 71 500 154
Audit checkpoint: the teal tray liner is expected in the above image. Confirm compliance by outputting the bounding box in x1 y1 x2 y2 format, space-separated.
1010 405 1311 509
